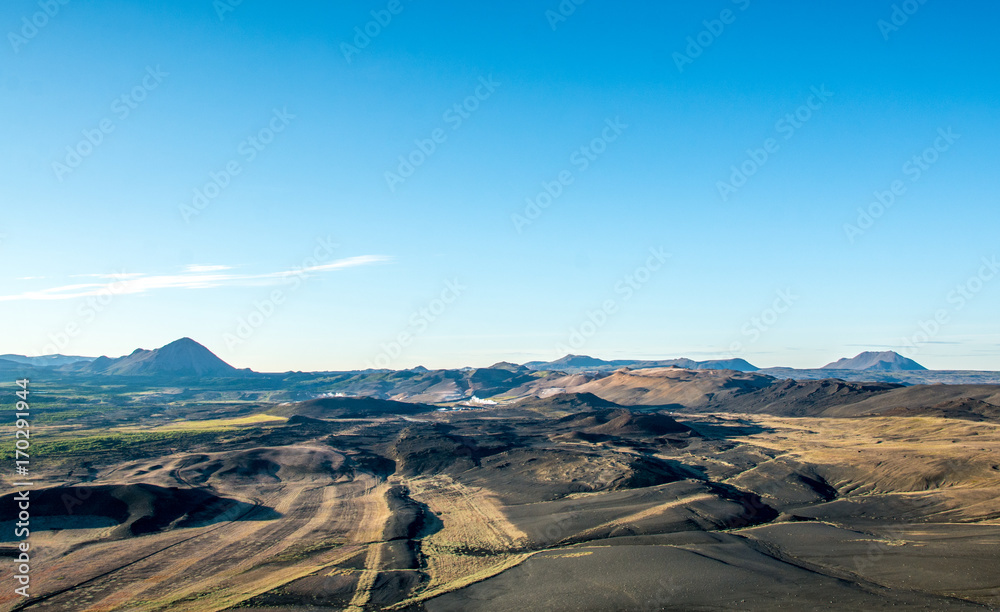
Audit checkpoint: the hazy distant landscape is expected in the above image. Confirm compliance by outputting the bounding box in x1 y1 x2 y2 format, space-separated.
2 339 999 610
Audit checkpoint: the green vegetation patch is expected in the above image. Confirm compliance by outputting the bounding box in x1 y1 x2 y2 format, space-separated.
1 430 221 459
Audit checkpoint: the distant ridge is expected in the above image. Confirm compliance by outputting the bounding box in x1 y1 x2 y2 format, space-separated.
83 338 244 377
523 354 758 373
545 355 610 368
821 351 926 372
488 361 530 373
0 354 95 367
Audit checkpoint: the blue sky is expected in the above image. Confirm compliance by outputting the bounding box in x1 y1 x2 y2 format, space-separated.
1 0 998 372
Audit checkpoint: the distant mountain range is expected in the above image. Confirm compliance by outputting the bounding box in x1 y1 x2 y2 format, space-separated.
524 351 928 375
820 351 926 371
0 339 996 403
0 343 960 389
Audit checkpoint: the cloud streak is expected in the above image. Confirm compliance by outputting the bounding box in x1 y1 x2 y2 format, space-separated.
0 255 390 302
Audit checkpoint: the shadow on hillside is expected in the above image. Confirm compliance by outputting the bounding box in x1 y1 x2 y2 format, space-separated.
684 419 775 439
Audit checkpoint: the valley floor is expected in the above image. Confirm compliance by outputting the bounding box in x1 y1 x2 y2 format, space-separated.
2 411 999 611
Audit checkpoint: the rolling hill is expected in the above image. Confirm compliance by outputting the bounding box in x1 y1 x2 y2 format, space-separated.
518 367 775 408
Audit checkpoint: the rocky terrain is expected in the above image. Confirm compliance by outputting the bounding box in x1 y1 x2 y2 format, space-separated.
2 342 999 610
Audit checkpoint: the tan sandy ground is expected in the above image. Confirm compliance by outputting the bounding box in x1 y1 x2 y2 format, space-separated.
0 452 389 612
3 415 998 610
385 474 532 610
725 415 1000 519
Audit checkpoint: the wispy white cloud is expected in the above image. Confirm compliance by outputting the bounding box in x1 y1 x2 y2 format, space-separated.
184 264 234 273
0 255 391 302
69 272 146 279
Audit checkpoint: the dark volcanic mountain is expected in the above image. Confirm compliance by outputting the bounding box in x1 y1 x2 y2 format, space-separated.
821 351 926 371
271 396 437 419
83 338 243 377
515 392 622 413
556 407 692 437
